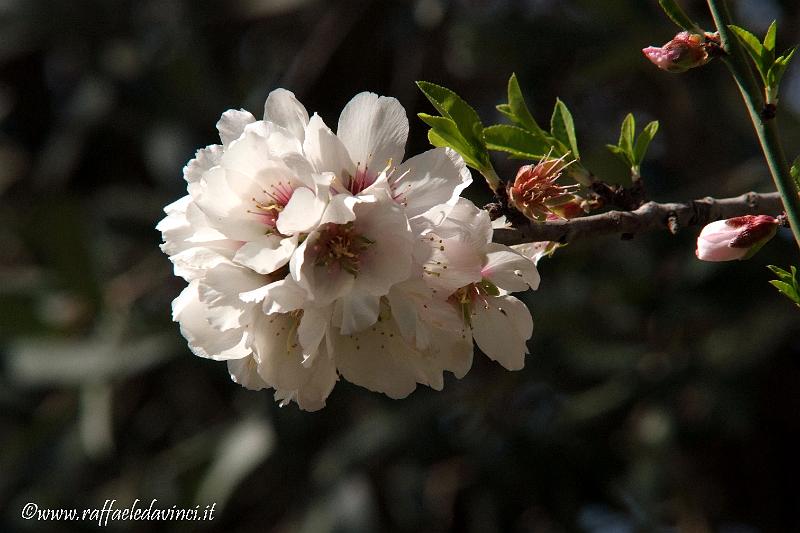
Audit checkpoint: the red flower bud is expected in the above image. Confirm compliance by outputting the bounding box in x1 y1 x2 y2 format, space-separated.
696 215 780 261
643 32 709 73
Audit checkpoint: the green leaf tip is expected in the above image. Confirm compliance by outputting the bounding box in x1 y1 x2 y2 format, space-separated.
768 265 800 308
658 0 702 33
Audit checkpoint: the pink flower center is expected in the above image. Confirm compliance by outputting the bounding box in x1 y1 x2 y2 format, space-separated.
449 279 499 326
249 180 295 230
346 163 377 195
312 222 374 276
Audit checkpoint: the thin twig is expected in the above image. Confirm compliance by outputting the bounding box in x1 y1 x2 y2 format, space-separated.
492 191 783 245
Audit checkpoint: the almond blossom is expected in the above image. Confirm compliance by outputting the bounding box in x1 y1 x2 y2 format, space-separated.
159 88 539 410
415 199 540 370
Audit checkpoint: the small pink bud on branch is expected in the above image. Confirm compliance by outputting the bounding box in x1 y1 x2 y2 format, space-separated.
696 215 780 261
643 31 717 73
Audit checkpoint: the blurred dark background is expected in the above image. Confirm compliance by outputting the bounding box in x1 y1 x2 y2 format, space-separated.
2 0 800 531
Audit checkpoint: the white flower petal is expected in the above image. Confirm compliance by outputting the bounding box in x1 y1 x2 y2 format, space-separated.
172 281 251 360
261 278 307 314
254 314 306 390
222 127 301 181
264 88 310 143
159 196 233 264
272 345 338 412
428 325 473 379
168 246 234 281
303 113 354 178
228 356 267 390
351 200 413 296
386 284 423 347
434 197 493 248
216 109 256 147
233 235 298 275
471 295 532 371
193 167 269 241
393 147 472 218
239 283 272 304
297 305 331 355
319 193 358 225
482 242 541 292
510 241 554 266
338 293 381 335
183 144 223 183
199 262 263 330
417 231 483 293
334 315 441 399
242 120 304 158
276 186 325 235
337 92 408 174
254 313 337 411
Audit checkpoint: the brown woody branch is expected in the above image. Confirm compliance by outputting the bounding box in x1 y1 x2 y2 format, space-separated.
492 192 784 245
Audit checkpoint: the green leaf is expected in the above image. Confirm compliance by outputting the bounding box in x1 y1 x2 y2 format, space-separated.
767 47 796 90
768 264 794 282
416 81 484 146
769 279 797 298
419 113 485 169
790 155 800 189
507 73 547 137
550 98 579 159
496 103 516 123
770 280 800 306
763 20 777 55
634 121 660 165
768 265 800 307
657 0 701 32
483 124 553 159
729 25 769 81
428 129 482 170
606 144 632 166
618 113 635 157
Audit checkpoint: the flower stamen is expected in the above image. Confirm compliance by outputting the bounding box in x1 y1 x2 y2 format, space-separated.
312 222 374 276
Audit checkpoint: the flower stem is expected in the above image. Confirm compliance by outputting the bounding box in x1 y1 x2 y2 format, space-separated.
480 165 502 194
706 0 800 251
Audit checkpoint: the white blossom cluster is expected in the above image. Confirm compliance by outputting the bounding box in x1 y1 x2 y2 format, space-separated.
158 89 542 410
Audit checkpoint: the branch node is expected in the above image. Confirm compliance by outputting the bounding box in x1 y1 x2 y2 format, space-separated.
745 191 758 209
761 103 777 121
667 213 680 234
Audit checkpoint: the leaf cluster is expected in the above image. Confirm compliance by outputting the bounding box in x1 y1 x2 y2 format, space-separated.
729 22 796 104
490 74 580 163
418 74 604 188
768 265 800 307
417 74 666 191
606 114 659 177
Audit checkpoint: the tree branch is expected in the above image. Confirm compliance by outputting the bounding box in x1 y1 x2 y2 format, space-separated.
492 192 783 245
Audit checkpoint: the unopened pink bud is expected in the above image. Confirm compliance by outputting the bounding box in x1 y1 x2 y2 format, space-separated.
643 32 709 73
696 215 779 262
